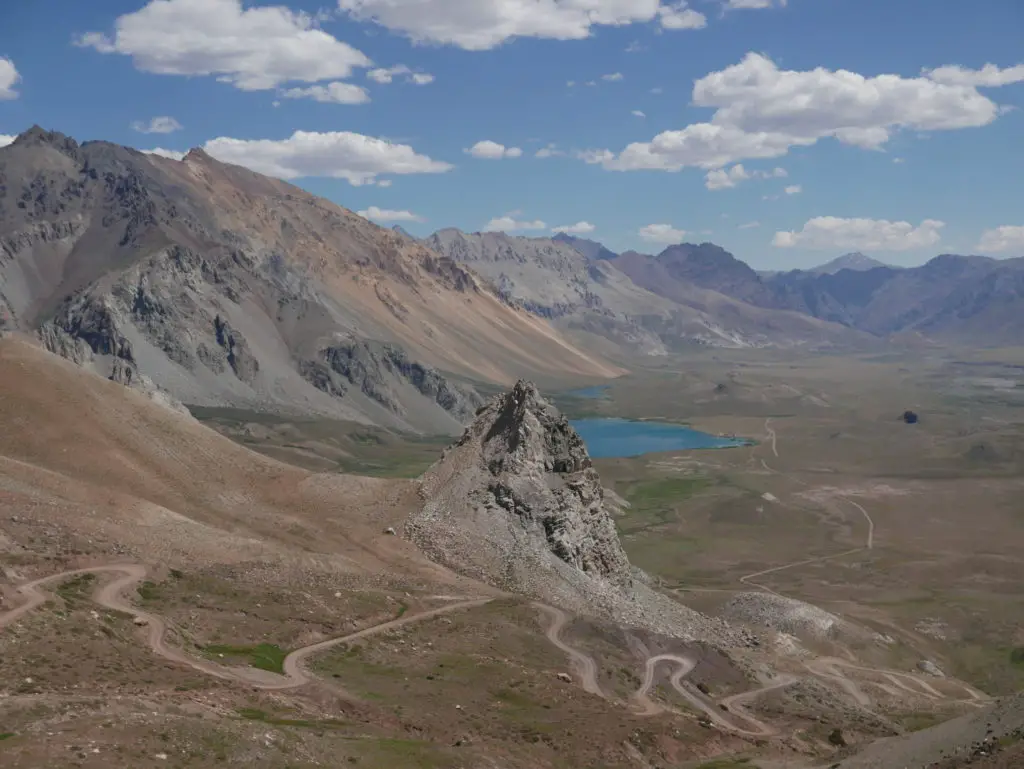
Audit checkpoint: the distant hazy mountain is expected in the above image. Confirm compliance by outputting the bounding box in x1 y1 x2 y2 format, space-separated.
766 254 1024 342
427 230 864 353
0 127 620 433
808 252 891 275
552 232 618 261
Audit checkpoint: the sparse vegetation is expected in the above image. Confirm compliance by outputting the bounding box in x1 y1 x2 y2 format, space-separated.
204 643 288 674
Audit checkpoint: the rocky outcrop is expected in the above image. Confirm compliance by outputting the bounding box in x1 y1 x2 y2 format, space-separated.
303 338 482 421
411 381 750 647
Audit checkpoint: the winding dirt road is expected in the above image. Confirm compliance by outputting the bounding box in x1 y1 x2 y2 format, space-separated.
1 564 491 690
536 604 790 737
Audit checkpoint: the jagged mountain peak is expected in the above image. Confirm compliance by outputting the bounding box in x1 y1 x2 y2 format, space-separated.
414 379 632 590
411 380 744 644
10 125 80 158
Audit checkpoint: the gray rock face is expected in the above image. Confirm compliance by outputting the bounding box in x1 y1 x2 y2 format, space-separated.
476 381 633 585
302 338 483 422
411 381 750 647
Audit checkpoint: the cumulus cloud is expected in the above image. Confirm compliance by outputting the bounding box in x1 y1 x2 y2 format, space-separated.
639 223 687 244
0 134 18 147
602 72 624 82
587 53 1004 173
976 226 1024 254
924 63 1024 88
280 81 370 104
738 220 761 229
632 110 646 118
535 143 564 158
552 221 596 235
337 0 706 50
658 2 707 29
483 215 547 232
357 206 425 223
465 140 522 159
202 130 452 185
131 116 183 134
784 184 801 195
76 0 371 91
704 163 785 190
0 57 21 100
141 147 186 160
773 216 944 251
367 64 434 85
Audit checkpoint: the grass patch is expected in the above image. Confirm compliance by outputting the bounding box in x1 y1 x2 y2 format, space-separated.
236 708 348 730
0 733 15 741
137 581 161 601
618 477 713 536
205 643 288 674
55 573 96 603
1010 647 1024 667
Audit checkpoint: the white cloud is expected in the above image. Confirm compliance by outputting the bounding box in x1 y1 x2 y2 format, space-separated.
566 80 576 87
337 0 706 50
0 134 18 147
131 116 183 134
658 2 707 29
376 179 393 188
893 157 906 164
924 63 1024 88
280 81 370 104
357 206 425 223
738 220 761 229
552 221 596 235
724 0 778 9
0 57 21 100
602 72 624 82
202 130 452 185
464 140 522 159
784 184 801 195
625 40 645 52
704 163 786 189
705 163 751 189
976 226 1024 254
773 216 944 251
589 52 1003 173
639 223 687 244
483 215 547 232
367 64 434 85
650 86 663 94
76 0 370 91
632 110 646 118
142 147 186 160
535 143 564 158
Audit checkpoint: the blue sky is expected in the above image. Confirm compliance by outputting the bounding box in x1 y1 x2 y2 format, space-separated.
1 0 1022 269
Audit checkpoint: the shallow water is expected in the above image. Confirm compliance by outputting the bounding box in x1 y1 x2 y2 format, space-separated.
570 417 745 459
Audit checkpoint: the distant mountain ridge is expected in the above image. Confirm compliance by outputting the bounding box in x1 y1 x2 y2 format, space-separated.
808 252 891 275
426 228 863 354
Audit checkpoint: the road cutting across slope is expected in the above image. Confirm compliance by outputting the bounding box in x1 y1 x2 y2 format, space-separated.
1 564 491 690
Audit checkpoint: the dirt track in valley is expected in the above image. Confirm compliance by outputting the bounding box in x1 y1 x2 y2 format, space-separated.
1 564 491 690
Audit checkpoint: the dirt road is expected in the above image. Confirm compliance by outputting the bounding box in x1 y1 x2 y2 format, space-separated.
2 564 491 690
537 603 789 737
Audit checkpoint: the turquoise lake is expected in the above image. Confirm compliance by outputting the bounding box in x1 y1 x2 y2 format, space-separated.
570 418 746 459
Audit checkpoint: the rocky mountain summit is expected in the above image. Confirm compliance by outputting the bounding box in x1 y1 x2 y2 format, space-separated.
411 380 754 646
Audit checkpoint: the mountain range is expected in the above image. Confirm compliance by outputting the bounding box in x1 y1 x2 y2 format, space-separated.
2 126 1022 433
